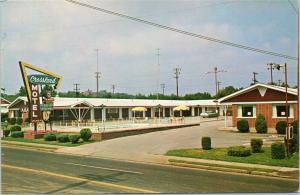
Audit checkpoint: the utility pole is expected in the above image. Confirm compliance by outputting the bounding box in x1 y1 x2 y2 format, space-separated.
174 68 181 97
95 49 101 97
267 63 274 84
160 83 165 95
156 48 160 100
112 84 115 94
73 83 80 98
252 72 258 84
205 67 227 97
217 81 221 93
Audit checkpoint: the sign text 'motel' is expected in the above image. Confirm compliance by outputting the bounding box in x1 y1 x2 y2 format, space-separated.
30 84 41 122
27 74 58 85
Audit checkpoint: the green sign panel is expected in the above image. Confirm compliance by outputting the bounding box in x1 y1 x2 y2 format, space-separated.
41 103 54 111
28 74 58 85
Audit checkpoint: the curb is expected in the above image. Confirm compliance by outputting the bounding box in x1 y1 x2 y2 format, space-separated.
1 140 64 150
168 159 298 179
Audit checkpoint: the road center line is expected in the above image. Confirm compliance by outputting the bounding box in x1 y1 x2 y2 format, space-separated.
65 162 144 175
2 164 156 193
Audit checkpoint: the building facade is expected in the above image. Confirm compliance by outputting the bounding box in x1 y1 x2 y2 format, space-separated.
8 97 224 122
219 83 298 129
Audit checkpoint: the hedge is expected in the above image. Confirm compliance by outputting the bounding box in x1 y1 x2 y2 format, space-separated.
9 118 16 125
10 125 22 132
11 131 24 138
57 134 70 143
80 128 92 141
227 146 251 157
237 119 249 133
44 133 57 141
201 137 212 150
69 134 81 144
16 117 23 125
275 121 287 135
3 130 10 137
250 138 263 153
271 142 286 159
255 114 267 134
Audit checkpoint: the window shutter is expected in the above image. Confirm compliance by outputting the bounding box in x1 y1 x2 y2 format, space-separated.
237 105 242 117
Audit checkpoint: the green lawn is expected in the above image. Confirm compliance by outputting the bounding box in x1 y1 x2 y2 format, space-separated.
166 147 299 168
2 137 95 147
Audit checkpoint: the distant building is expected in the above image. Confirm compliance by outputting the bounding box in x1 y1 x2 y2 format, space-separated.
1 97 11 114
219 83 298 129
8 97 223 122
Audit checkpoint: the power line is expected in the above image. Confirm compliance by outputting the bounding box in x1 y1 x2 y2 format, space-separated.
205 67 227 97
112 84 115 94
65 0 297 60
287 0 299 14
95 48 101 97
160 83 165 95
267 63 275 84
252 72 258 84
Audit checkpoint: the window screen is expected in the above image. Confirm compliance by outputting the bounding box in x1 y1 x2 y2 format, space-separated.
242 106 253 117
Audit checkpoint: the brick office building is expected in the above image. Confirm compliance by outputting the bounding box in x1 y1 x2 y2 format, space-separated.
219 83 298 129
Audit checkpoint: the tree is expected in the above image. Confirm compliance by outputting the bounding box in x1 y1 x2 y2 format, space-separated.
216 86 241 98
18 86 27 96
41 85 57 97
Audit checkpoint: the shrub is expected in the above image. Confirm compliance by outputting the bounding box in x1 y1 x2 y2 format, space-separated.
16 117 23 125
291 120 299 154
44 133 57 141
201 137 212 150
250 138 263 153
271 142 286 159
292 120 298 135
255 114 267 134
9 117 16 125
10 125 22 132
227 146 251 157
80 128 92 141
237 119 249 133
56 134 70 143
275 121 287 135
3 130 10 137
11 131 24 138
69 134 81 144
1 113 8 122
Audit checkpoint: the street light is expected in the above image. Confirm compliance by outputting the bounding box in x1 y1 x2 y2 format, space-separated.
271 62 291 158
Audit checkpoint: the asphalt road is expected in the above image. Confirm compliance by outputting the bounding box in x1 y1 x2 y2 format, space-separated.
2 146 299 193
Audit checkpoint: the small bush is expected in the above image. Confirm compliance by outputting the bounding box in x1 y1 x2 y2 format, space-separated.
201 137 212 150
16 117 23 125
80 128 92 141
69 134 81 144
275 121 287 135
292 120 298 135
1 113 8 122
3 130 10 137
255 114 267 134
44 133 57 141
10 125 22 132
227 146 251 157
56 134 70 143
237 119 249 133
291 120 299 154
250 138 263 153
11 131 24 138
271 142 286 159
9 118 16 125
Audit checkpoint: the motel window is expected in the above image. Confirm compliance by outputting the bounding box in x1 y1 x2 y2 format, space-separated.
272 104 293 118
238 105 256 118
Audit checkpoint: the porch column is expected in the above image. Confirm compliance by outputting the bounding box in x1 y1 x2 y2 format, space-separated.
90 108 95 121
150 107 154 118
180 110 182 117
102 108 106 121
201 107 205 113
142 111 146 118
191 107 195 117
224 105 227 128
119 108 122 119
128 108 132 119
162 107 165 117
170 108 174 116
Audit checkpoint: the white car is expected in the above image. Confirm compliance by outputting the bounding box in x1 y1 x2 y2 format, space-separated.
200 111 218 118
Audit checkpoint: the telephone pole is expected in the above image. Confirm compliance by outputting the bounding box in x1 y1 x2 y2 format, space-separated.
73 83 80 98
252 72 258 84
205 67 227 97
267 63 274 84
156 48 160 100
217 81 221 93
95 49 101 97
112 84 115 94
174 68 181 97
160 83 165 95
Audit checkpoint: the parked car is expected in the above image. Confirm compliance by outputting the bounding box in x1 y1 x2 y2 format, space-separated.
200 111 219 118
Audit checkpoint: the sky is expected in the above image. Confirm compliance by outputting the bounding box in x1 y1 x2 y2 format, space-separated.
0 0 298 96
